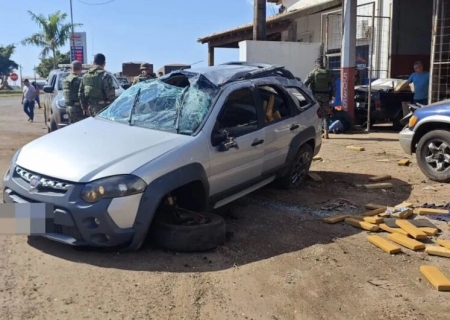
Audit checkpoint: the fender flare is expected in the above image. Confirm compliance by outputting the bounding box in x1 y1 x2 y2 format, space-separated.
126 162 209 251
279 126 316 177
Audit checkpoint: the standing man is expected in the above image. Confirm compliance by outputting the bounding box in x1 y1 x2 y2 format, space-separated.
31 81 42 109
408 61 430 105
63 60 84 124
132 63 155 86
304 58 336 139
79 53 116 117
21 79 36 123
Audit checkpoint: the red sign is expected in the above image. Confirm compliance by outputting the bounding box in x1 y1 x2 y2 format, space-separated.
9 73 18 81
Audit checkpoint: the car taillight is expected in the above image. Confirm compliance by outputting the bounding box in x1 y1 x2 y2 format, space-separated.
317 107 323 118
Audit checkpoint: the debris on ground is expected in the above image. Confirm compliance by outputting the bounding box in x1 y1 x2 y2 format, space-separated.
319 198 358 211
368 174 392 182
308 172 323 182
312 156 323 161
346 146 365 151
323 201 450 291
398 159 411 166
364 182 394 190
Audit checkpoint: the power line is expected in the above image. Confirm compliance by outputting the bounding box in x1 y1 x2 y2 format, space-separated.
77 0 116 5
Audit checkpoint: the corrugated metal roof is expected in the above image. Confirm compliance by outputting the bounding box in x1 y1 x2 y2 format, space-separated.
198 0 341 43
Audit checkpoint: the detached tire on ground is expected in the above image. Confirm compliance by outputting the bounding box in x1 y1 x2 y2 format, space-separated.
150 212 226 252
416 129 450 183
279 143 313 190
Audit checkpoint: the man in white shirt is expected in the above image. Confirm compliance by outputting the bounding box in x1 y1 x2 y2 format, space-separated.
22 79 37 122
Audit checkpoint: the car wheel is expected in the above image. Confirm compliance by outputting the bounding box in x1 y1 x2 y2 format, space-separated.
149 211 226 252
416 129 450 183
50 117 57 132
280 143 313 189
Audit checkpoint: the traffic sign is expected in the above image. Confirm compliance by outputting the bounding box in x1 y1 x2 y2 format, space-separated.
9 73 18 81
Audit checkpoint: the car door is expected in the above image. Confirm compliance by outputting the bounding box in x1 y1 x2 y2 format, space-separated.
44 72 57 125
254 82 299 174
208 84 265 197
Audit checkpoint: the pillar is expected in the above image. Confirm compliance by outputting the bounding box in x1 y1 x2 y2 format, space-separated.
253 0 266 40
340 0 357 120
208 44 214 66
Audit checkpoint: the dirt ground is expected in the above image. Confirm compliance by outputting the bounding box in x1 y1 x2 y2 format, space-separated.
1 95 450 320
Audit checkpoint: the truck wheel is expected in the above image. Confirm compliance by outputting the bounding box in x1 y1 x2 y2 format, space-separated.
50 117 57 132
279 143 313 189
416 129 450 183
149 211 226 252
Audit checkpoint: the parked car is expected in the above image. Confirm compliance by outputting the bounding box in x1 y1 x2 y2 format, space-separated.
42 64 125 132
399 99 450 182
354 77 413 130
3 62 322 252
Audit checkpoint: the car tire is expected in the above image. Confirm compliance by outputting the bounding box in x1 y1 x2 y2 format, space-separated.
50 117 57 132
416 129 450 183
149 211 226 252
279 143 313 190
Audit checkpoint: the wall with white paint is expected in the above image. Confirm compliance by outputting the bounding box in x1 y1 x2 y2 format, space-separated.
238 40 322 80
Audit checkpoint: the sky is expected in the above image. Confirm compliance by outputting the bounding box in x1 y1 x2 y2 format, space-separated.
1 0 279 82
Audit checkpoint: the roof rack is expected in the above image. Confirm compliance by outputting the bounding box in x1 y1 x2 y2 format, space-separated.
57 64 94 70
220 63 296 86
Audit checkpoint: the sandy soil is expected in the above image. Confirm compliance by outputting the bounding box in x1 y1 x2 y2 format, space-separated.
1 95 450 320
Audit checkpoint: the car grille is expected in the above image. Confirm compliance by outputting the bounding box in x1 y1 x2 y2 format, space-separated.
15 166 72 192
53 224 83 240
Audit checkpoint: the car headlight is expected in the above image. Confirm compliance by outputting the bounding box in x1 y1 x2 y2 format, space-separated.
11 148 22 166
80 174 147 203
408 115 418 128
57 99 66 108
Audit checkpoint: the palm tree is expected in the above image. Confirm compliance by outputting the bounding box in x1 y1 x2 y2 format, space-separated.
22 10 82 69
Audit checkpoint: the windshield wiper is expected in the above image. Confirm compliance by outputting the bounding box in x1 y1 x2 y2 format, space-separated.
128 88 141 126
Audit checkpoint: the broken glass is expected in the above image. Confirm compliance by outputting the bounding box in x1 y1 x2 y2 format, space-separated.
97 73 220 135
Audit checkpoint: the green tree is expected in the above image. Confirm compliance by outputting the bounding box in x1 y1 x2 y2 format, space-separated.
36 51 71 78
0 44 19 90
21 10 82 69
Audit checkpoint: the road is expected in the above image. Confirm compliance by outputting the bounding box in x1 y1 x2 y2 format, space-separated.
0 95 449 320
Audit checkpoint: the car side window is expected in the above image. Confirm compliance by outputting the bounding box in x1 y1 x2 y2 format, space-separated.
217 88 258 138
50 75 57 89
286 87 313 112
257 85 291 125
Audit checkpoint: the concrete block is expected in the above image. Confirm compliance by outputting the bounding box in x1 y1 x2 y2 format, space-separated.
437 239 450 250
367 235 402 254
398 159 411 166
363 216 384 224
364 183 394 190
308 172 323 182
419 227 439 236
365 203 386 210
346 146 365 151
363 207 387 216
379 223 409 236
420 265 450 291
345 218 379 232
323 214 350 224
387 233 425 251
417 208 449 215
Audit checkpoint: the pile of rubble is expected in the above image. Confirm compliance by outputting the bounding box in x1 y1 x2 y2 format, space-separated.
324 194 450 292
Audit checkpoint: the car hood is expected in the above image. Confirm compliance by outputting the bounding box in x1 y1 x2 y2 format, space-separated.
16 117 190 183
415 99 450 117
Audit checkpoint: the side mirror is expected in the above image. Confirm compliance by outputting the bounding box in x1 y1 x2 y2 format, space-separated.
43 85 54 94
218 138 239 152
211 130 228 146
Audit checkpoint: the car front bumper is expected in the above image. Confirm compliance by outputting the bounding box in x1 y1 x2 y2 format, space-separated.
3 165 137 248
399 127 415 155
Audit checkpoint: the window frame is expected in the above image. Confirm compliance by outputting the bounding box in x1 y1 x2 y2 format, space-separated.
254 84 297 126
285 86 315 114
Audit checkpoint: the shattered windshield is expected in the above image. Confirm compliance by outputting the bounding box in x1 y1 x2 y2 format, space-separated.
97 73 219 135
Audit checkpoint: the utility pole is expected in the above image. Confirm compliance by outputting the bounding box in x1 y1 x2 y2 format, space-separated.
34 66 37 82
253 0 267 40
70 0 76 62
19 65 23 88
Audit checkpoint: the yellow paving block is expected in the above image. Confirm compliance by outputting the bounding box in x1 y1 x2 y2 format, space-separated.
425 246 450 258
395 202 414 208
419 227 439 236
346 146 365 151
312 156 322 161
437 239 450 250
387 233 426 251
398 159 411 166
368 175 392 182
363 207 387 216
420 266 450 291
352 216 364 221
364 183 394 190
365 203 386 210
379 224 409 236
363 216 384 224
417 208 449 215
323 214 350 224
367 235 402 254
395 220 428 240
345 218 379 232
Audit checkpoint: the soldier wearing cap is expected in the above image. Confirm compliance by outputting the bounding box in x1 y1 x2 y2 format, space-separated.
63 60 84 124
132 63 156 86
78 53 116 116
304 58 336 139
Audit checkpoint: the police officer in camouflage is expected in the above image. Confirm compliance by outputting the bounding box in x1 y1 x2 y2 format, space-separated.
304 58 336 139
78 53 116 117
62 60 84 124
131 63 156 86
